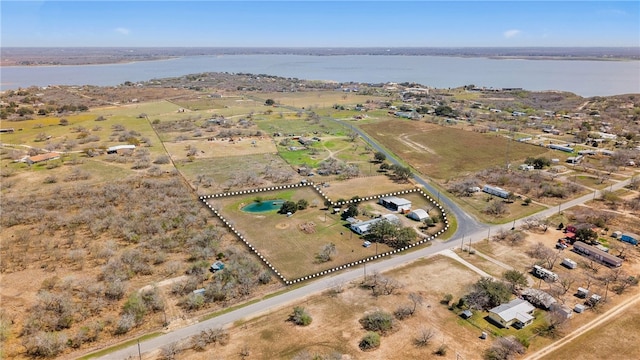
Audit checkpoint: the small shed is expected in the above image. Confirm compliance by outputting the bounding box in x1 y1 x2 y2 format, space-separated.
576 287 589 298
460 310 473 319
574 304 586 313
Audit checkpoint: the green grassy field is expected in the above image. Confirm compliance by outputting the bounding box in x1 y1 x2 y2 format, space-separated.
360 120 550 181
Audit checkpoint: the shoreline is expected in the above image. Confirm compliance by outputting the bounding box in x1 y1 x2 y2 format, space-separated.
1 53 637 68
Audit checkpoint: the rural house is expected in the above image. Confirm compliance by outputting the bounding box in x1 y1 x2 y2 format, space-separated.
379 196 412 212
350 214 399 235
488 298 535 328
482 185 510 199
573 242 623 267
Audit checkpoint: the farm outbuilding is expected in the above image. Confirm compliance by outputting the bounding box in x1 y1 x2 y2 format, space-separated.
521 288 557 310
378 196 412 212
488 298 535 328
26 152 61 165
107 144 136 154
407 209 430 222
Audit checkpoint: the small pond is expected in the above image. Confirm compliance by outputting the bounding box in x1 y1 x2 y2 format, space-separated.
241 200 285 213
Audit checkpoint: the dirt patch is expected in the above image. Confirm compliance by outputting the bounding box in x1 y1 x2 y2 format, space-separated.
276 223 290 229
177 255 490 360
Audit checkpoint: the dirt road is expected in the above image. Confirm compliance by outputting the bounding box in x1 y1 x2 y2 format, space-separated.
525 293 640 360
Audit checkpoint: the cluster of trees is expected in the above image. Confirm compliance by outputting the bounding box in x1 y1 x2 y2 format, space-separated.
524 156 551 169
278 199 309 214
462 277 512 311
176 248 271 312
366 218 417 249
2 172 273 357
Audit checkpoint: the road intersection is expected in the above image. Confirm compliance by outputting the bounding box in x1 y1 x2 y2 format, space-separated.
98 118 633 359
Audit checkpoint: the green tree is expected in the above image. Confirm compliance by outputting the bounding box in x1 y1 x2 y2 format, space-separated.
575 228 597 243
502 270 528 292
391 165 412 181
279 201 298 214
367 219 398 245
265 99 275 106
435 105 455 117
359 310 395 334
374 151 386 163
393 227 416 248
297 199 309 210
464 277 512 310
343 204 359 218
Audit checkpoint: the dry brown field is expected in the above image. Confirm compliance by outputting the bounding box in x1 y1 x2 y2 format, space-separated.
360 120 550 181
172 255 495 360
205 185 447 281
319 175 416 200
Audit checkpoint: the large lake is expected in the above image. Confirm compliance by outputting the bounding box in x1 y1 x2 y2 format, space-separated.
1 55 639 97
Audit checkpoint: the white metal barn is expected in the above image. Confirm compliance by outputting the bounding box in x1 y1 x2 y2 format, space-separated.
407 209 430 221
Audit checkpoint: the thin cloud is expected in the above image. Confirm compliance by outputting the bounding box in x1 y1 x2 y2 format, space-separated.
503 29 521 39
115 27 130 35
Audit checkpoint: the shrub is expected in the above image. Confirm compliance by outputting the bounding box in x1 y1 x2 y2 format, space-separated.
359 331 380 350
359 310 395 334
435 344 448 356
288 306 312 326
22 331 67 357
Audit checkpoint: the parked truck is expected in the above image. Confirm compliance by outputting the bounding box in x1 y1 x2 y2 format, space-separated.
620 233 638 246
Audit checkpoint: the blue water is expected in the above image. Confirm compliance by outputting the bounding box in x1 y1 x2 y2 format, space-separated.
242 200 284 213
1 55 639 96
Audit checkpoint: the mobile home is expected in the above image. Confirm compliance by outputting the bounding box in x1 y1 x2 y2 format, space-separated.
573 242 623 267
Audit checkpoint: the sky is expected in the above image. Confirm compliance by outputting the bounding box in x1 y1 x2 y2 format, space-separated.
1 1 639 47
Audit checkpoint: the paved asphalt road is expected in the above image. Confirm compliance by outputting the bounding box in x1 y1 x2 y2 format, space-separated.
102 179 631 359
98 115 633 359
334 119 484 239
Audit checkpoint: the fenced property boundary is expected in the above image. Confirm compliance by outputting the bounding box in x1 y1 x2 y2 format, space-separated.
200 183 449 285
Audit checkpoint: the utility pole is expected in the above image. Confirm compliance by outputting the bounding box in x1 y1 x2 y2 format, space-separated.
137 340 142 360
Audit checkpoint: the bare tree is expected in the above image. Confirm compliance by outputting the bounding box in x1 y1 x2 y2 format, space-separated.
414 327 435 347
483 336 526 360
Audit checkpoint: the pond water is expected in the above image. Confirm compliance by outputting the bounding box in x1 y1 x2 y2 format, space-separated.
242 200 284 213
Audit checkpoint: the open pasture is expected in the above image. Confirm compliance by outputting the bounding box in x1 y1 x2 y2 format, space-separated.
360 120 550 180
321 175 415 200
209 187 395 280
176 153 298 193
164 136 277 162
256 116 347 137
255 90 391 110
